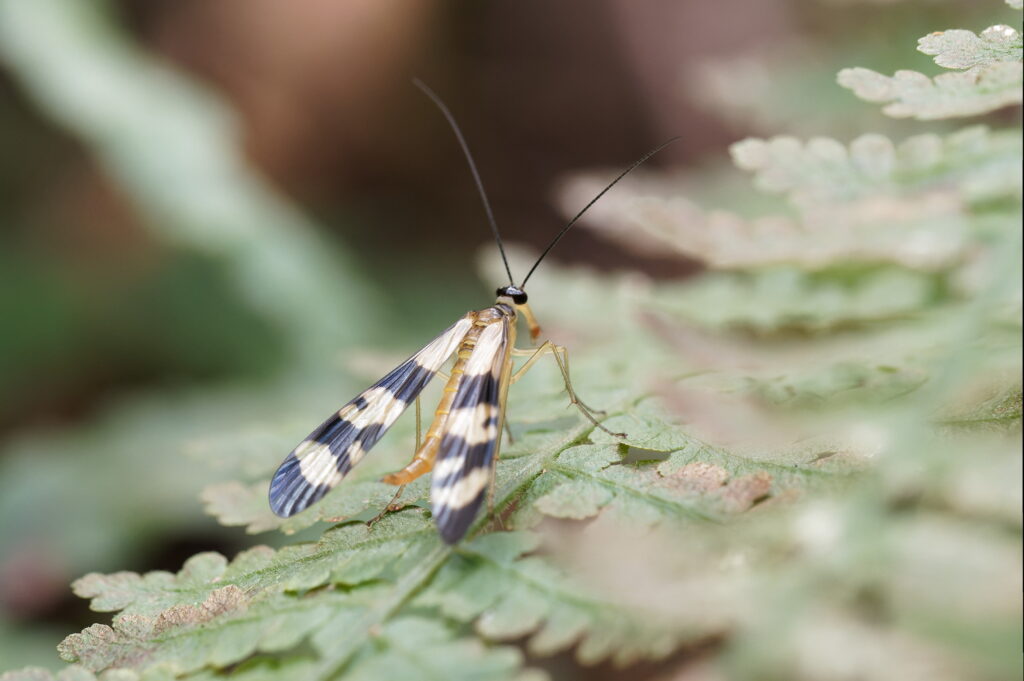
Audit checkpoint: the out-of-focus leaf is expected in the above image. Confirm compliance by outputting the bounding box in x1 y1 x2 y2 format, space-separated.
0 370 369 575
688 32 925 138
837 62 1023 119
563 127 1020 271
729 127 1021 207
414 532 683 666
0 0 382 363
0 620 74 678
0 668 101 681
334 617 533 681
650 268 938 332
918 25 1022 70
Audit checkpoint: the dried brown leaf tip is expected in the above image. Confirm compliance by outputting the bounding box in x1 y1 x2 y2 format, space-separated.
657 463 774 513
58 586 250 672
718 472 773 513
153 584 248 631
658 462 730 494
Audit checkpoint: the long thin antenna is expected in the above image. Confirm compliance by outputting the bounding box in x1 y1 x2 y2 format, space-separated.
519 136 680 288
413 78 515 286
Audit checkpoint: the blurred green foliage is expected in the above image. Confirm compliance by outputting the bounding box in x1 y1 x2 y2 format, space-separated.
0 1 1020 680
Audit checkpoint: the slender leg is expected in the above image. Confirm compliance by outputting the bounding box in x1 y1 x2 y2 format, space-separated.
486 453 500 527
554 345 605 415
415 395 422 452
368 396 422 528
368 484 407 526
487 410 507 530
549 345 626 438
511 342 625 438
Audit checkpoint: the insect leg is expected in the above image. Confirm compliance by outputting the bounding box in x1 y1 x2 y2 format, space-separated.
511 342 625 438
367 395 424 528
553 345 605 415
368 484 408 527
415 395 422 452
382 338 475 487
371 394 424 521
509 344 549 373
478 334 513 532
486 393 509 530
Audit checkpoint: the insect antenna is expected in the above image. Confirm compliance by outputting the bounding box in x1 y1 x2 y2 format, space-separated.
413 77 515 286
519 136 681 288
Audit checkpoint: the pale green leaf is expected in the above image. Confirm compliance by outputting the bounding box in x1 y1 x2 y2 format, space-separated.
0 669 99 681
648 268 937 333
567 127 1020 271
200 476 433 535
185 658 316 681
58 514 442 674
57 396 835 678
837 63 1023 119
415 532 684 666
341 617 532 681
918 26 1023 69
729 127 1021 207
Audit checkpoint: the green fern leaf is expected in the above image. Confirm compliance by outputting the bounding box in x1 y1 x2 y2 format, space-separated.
837 63 1023 119
918 25 1022 70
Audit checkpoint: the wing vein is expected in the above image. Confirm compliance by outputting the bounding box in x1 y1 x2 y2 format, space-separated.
430 318 510 543
269 316 473 517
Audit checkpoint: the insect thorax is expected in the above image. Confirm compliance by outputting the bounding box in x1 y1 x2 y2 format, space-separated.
485 300 518 321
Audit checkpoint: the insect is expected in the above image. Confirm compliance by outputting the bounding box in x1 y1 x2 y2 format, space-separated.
269 79 677 543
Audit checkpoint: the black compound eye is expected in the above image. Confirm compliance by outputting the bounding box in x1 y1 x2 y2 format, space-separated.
497 285 528 304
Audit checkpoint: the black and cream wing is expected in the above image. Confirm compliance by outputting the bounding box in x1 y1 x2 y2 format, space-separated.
269 316 474 517
430 317 511 544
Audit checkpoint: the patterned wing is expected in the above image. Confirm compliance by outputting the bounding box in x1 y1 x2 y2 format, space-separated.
269 316 474 517
430 317 511 543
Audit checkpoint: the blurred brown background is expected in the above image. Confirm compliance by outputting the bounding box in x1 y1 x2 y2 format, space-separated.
121 0 787 259
2 0 800 434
